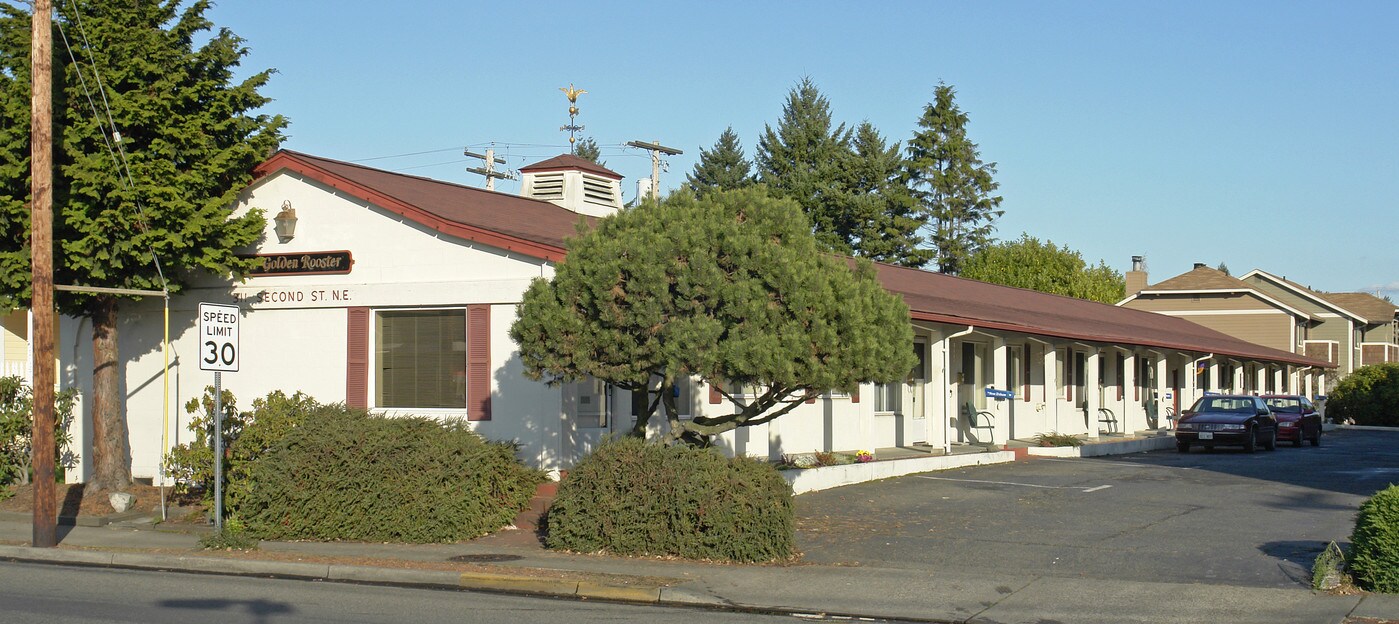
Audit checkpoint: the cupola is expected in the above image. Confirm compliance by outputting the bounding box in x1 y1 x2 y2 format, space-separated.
519 155 624 217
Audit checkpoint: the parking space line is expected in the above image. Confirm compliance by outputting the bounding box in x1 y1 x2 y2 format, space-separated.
1036 457 1199 471
914 475 1111 492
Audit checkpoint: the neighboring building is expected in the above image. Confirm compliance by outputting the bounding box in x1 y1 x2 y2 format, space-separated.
51 152 1331 483
1119 261 1397 390
1240 270 1398 374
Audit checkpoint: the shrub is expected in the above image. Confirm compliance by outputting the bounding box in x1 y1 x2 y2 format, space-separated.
1035 432 1084 447
546 437 794 562
1350 484 1399 593
1327 363 1399 427
0 376 78 486
165 388 320 505
236 409 542 543
198 516 258 551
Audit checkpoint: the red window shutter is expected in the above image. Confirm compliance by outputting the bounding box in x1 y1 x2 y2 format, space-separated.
851 388 860 403
345 307 369 409
1023 343 1032 402
708 381 722 404
467 304 491 421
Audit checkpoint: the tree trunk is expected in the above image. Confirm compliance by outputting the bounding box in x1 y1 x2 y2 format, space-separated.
89 296 131 491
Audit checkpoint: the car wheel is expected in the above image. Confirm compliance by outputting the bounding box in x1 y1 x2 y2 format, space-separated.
1264 428 1277 451
1176 440 1189 453
1243 425 1257 453
1311 427 1321 447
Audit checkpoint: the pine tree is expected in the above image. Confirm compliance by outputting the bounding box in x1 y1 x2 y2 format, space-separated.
904 83 1003 275
574 136 603 165
0 0 286 490
685 126 752 195
755 77 854 254
845 122 929 267
511 187 915 444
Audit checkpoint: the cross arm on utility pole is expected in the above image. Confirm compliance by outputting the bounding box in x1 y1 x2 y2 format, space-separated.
627 140 683 201
463 148 516 191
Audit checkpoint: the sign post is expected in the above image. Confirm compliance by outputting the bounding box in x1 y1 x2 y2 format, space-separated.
198 303 239 532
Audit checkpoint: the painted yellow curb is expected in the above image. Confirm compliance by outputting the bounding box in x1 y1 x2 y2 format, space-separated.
575 581 664 602
458 571 580 595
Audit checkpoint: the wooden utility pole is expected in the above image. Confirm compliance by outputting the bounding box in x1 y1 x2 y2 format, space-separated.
30 0 57 548
464 148 513 191
625 140 682 201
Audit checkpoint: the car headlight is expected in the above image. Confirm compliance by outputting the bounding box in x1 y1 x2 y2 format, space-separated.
1177 423 1196 430
1279 421 1297 428
1219 424 1245 431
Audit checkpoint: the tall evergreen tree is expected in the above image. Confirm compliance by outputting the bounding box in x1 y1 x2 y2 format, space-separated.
0 0 286 490
903 83 1003 275
574 136 603 165
755 77 853 254
685 126 752 195
845 122 930 267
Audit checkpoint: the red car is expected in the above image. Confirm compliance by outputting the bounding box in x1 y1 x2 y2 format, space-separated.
1262 394 1322 447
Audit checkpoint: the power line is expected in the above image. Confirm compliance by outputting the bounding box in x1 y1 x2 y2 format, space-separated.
348 147 462 163
59 0 167 291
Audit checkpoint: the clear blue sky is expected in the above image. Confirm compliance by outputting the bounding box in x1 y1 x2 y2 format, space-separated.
206 1 1397 299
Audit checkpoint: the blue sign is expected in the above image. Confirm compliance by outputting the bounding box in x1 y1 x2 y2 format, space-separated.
985 388 1015 400
1314 395 1327 401
1203 391 1219 396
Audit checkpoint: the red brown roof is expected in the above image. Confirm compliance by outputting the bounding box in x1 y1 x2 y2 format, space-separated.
254 150 593 262
251 151 1329 369
873 262 1333 368
519 154 623 180
1319 292 1398 324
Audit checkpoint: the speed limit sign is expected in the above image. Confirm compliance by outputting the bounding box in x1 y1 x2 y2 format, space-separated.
198 302 240 372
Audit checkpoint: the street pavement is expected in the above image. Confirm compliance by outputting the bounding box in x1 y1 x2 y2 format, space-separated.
2 427 1397 623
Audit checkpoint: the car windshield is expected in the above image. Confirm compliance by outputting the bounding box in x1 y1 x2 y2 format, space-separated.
1192 397 1257 414
1265 397 1301 413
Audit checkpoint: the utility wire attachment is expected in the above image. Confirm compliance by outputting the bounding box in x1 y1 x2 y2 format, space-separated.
626 140 683 201
464 148 515 191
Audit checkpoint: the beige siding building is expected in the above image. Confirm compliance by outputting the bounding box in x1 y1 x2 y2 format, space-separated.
1119 262 1397 392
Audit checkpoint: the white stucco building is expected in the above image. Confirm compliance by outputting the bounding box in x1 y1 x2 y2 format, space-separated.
49 150 1332 483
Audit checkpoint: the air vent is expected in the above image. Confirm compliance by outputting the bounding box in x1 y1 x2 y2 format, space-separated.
582 174 616 205
529 173 564 200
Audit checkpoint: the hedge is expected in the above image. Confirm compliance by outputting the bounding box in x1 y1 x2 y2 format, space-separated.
545 437 794 562
1327 363 1399 427
236 409 542 543
1350 484 1399 593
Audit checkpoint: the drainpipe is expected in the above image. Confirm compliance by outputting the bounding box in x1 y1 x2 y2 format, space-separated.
1190 353 1214 401
942 326 975 454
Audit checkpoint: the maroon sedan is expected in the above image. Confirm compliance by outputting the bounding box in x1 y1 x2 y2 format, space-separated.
1262 394 1323 447
1175 394 1278 453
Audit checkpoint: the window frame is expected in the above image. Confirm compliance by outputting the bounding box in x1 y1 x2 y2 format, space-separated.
371 307 469 412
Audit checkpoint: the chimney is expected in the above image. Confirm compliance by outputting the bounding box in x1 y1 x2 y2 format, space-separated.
1125 255 1148 296
1193 262 1207 270
518 154 625 217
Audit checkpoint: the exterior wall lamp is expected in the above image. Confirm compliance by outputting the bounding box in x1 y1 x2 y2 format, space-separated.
273 200 297 243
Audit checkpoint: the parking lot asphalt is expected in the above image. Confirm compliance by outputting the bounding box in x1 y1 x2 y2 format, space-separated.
795 427 1399 590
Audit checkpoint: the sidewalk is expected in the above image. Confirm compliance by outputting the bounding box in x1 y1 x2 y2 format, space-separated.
0 514 1392 624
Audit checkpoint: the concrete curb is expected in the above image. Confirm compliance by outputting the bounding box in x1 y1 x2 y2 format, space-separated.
0 544 704 606
1334 424 1399 432
784 450 1017 494
1025 435 1176 458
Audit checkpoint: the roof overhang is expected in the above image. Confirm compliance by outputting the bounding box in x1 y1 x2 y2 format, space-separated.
1240 269 1364 322
1120 288 1312 321
253 151 568 263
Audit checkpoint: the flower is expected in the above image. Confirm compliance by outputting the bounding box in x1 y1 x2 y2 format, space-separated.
854 450 874 463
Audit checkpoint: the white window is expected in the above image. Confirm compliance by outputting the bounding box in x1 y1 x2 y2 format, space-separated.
571 376 609 428
873 382 900 413
375 309 466 409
